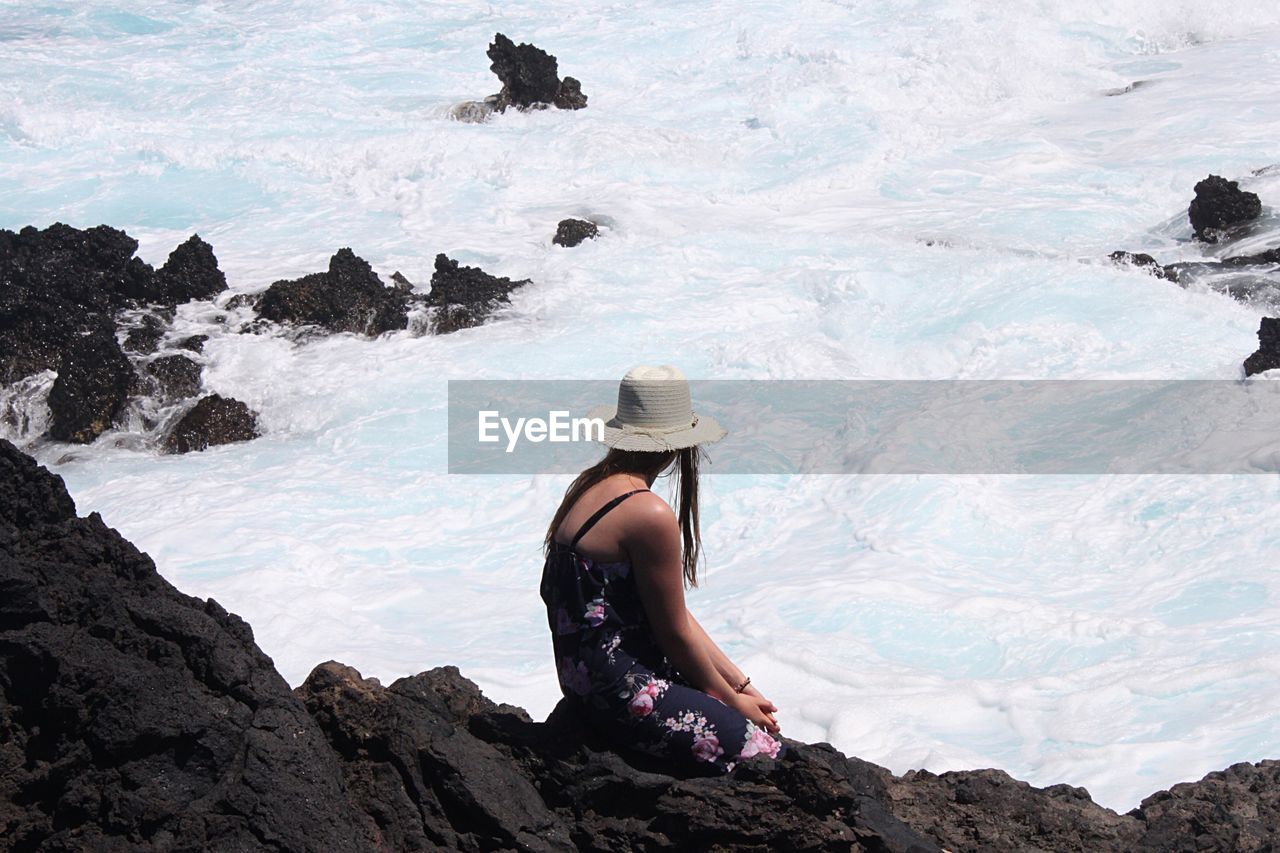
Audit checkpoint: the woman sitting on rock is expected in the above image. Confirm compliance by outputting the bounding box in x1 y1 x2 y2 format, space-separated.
540 365 784 773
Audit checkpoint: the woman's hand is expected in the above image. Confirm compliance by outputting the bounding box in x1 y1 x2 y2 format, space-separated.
732 690 780 735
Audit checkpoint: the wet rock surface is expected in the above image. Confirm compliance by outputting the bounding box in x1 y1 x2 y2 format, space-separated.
425 253 531 334
1189 174 1263 243
162 393 260 454
1244 316 1280 376
256 247 410 337
2 439 1278 852
553 218 599 247
487 33 588 112
45 329 137 444
146 354 203 400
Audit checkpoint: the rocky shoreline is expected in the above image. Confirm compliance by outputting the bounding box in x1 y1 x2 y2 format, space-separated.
2 438 1276 851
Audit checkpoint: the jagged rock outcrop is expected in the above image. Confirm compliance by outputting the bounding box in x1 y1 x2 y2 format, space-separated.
2 438 1278 852
0 223 231 444
0 438 373 851
255 248 410 337
45 328 137 444
1189 175 1263 243
1244 316 1280 376
154 235 227 304
553 218 599 248
162 393 259 454
425 253 531 334
486 33 588 112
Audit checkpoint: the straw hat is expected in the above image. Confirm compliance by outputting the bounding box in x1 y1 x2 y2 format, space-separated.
587 364 727 451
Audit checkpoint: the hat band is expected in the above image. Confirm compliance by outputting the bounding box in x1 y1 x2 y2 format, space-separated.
614 414 700 436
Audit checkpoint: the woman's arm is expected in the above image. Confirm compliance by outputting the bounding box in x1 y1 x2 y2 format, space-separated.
687 611 779 731
625 496 779 733
685 611 744 687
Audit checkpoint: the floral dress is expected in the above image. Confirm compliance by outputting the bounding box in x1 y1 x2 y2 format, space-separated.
540 489 784 773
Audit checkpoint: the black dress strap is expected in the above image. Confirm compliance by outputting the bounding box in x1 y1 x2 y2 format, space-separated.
570 489 648 549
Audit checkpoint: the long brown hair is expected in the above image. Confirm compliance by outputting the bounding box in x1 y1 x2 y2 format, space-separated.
545 445 706 587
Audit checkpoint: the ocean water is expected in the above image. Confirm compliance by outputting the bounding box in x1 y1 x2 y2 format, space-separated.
4 0 1280 811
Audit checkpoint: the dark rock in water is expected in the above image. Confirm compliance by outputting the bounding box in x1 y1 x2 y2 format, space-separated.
1189 174 1263 243
553 218 599 247
223 292 260 312
175 333 208 353
1108 250 1177 281
46 330 136 444
147 354 202 399
426 253 531 334
554 76 588 110
0 439 376 852
154 234 227 304
1244 317 1280 376
487 33 587 112
162 393 259 454
256 248 409 337
122 312 168 354
0 223 148 382
390 270 414 291
1104 79 1152 97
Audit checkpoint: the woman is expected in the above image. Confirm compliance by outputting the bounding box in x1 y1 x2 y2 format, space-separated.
539 364 785 773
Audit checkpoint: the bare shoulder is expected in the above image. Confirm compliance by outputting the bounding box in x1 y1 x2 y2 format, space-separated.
618 491 679 547
624 490 675 524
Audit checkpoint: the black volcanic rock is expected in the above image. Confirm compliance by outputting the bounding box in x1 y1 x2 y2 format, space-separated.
3 439 1279 852
0 223 147 383
426 253 531 334
0 438 374 851
154 234 227 304
1244 316 1280 376
162 393 259 454
147 354 203 399
1189 174 1262 243
175 333 208 352
1108 250 1177 281
256 247 409 337
46 329 137 444
122 312 168 354
553 218 599 247
487 33 588 112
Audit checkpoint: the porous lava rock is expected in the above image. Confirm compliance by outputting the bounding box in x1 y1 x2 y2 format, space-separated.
45 329 137 444
1189 174 1262 243
425 253 531 334
255 248 409 337
1 224 230 443
153 234 227 304
146 354 203 400
553 218 599 247
487 33 588 112
162 393 259 454
122 312 169 355
3 439 1279 852
0 438 373 851
1244 316 1280 377
0 223 149 383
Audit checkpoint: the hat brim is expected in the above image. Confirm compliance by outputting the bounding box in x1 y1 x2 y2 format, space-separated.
585 404 727 451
